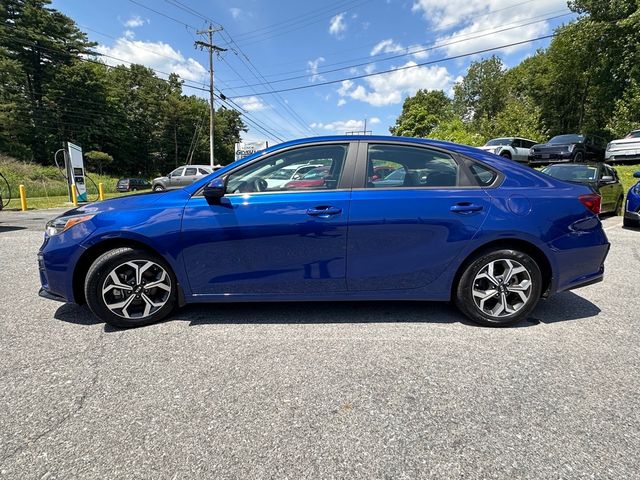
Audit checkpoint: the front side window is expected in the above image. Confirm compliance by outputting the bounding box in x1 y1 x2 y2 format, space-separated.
226 144 348 194
366 144 458 188
170 167 184 177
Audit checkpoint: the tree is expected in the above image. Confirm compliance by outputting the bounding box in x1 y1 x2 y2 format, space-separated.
390 89 453 137
84 150 113 175
453 56 506 122
428 118 484 146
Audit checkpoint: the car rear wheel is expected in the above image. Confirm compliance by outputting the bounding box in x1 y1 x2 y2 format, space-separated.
153 185 165 192
500 151 511 159
614 196 623 216
573 152 584 162
455 249 542 327
84 248 177 328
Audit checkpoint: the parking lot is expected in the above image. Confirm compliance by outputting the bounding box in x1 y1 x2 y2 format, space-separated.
1 209 638 479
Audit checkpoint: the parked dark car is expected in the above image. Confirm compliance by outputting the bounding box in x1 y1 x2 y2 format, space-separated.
116 178 151 192
529 134 607 165
39 135 610 329
541 163 624 215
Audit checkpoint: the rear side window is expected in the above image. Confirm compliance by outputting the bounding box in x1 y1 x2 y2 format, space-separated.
198 168 210 175
366 144 458 188
468 163 497 186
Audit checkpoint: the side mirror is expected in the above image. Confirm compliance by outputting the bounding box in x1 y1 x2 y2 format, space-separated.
601 175 614 183
634 171 640 179
203 177 226 204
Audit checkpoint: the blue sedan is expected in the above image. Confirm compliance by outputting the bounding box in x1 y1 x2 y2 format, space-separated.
38 136 610 328
624 171 640 228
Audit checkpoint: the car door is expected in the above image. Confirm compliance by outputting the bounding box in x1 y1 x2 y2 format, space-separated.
181 167 199 186
181 142 357 295
167 167 184 189
600 165 619 210
511 139 524 161
346 142 493 292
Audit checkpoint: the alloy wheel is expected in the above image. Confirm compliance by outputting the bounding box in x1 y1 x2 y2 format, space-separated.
472 259 532 317
102 260 172 319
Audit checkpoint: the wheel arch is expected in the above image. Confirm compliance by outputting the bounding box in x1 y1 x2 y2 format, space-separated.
73 237 185 306
450 238 553 300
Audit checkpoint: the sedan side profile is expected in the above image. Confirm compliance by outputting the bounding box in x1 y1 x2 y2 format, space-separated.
38 136 610 329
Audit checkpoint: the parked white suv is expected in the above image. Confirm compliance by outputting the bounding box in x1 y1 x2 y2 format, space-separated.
605 129 640 163
477 137 538 163
264 164 322 189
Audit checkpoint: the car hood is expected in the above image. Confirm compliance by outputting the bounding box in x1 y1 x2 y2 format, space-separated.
153 176 167 182
477 145 504 152
60 189 188 217
609 137 640 146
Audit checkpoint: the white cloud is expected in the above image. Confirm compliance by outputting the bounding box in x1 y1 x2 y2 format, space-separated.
235 96 267 112
411 0 567 55
123 15 147 28
337 99 346 107
371 39 404 56
310 118 380 133
329 12 347 38
307 57 325 82
95 38 206 82
123 29 135 40
230 7 242 19
337 62 454 106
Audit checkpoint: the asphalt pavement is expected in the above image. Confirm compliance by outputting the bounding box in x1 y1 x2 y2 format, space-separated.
0 209 638 479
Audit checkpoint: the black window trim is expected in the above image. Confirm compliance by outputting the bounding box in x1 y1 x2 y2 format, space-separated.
193 140 359 197
352 140 504 190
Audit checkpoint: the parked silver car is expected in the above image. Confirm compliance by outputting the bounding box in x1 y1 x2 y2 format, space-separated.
477 137 538 163
605 129 640 163
152 165 220 191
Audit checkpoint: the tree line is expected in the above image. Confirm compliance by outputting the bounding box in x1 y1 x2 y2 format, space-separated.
391 0 640 145
0 0 245 176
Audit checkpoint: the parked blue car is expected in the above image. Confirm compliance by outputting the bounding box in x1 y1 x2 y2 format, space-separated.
624 171 640 228
38 136 610 328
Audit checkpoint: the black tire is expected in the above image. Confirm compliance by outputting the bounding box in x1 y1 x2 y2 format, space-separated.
84 247 177 328
573 151 584 162
153 185 165 192
614 196 623 216
623 217 639 228
500 151 512 159
455 249 542 327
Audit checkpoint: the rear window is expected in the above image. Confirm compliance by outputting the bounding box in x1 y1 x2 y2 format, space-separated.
468 163 497 186
542 165 597 181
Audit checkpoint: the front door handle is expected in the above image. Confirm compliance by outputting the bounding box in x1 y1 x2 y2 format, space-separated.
306 206 342 217
450 202 483 213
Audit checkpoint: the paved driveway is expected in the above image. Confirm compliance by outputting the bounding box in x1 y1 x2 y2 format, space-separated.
0 210 638 479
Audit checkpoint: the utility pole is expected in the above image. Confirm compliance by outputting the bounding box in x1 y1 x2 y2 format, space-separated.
195 24 226 167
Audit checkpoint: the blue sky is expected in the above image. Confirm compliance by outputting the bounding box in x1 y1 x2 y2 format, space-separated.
52 0 574 143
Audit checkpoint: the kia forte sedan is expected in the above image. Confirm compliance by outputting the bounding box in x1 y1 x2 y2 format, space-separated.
38 136 610 329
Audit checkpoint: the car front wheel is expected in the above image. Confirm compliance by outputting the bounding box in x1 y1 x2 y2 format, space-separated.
153 185 165 192
84 248 177 328
455 249 542 327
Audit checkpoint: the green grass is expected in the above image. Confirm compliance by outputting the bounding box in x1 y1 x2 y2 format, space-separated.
0 155 152 210
613 164 640 194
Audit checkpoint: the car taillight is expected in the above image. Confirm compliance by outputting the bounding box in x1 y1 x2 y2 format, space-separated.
578 194 601 215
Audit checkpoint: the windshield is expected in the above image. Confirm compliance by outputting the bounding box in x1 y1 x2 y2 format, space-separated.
626 130 640 139
542 165 598 181
485 138 512 146
548 134 584 145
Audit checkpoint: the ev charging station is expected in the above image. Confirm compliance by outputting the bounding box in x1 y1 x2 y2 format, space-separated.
63 142 88 203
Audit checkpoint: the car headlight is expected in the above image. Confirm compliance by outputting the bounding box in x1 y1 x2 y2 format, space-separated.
45 214 95 236
494 147 502 154
529 148 534 155
568 144 576 153
606 142 612 151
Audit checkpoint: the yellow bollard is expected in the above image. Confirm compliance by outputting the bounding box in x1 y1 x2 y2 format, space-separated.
71 186 78 206
19 184 27 211
98 182 105 201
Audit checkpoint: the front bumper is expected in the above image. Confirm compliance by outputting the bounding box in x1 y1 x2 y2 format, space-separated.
39 287 66 302
528 152 573 164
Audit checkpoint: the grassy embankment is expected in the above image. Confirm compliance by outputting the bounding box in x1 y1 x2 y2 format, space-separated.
0 155 150 210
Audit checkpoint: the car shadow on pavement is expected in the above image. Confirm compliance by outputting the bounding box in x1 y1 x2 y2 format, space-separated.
53 291 601 331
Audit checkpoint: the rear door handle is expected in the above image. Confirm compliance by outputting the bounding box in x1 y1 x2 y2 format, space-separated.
306 206 342 217
450 202 483 213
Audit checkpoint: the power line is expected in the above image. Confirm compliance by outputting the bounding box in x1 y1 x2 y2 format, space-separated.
223 10 570 87
228 33 557 98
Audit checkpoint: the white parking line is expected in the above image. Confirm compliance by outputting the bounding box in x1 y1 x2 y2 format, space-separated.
605 222 622 231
